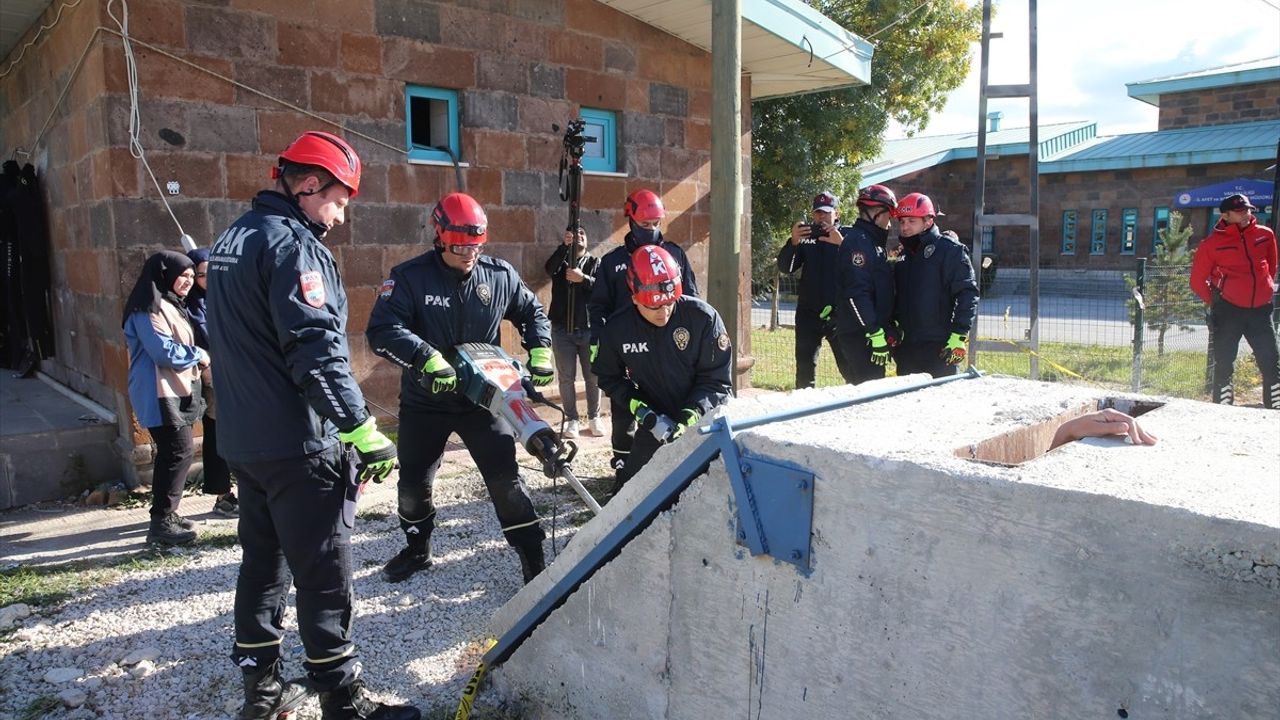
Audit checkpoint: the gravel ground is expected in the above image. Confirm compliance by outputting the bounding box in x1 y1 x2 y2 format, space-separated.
0 441 616 719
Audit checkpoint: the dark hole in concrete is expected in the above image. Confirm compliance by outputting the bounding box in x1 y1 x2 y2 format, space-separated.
1117 709 1129 718
954 397 1165 467
158 128 185 147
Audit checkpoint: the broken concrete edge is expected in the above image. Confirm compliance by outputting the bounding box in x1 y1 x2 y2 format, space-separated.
487 373 1279 660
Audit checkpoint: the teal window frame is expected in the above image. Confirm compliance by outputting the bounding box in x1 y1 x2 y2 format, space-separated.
1152 206 1169 252
578 108 617 173
1090 209 1107 255
1060 210 1077 255
405 85 459 163
1120 208 1138 255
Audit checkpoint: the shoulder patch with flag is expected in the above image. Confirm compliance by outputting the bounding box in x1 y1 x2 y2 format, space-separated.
300 271 326 308
378 278 395 299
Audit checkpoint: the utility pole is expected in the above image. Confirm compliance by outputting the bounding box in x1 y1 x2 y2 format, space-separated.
710 0 743 391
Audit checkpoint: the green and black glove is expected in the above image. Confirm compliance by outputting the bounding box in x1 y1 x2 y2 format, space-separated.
670 408 701 441
885 321 904 349
818 305 833 321
419 351 457 394
940 332 967 366
339 417 398 484
589 343 599 364
866 329 890 367
529 347 554 387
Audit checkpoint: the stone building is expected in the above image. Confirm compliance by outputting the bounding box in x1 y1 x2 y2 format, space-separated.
860 57 1279 270
0 0 870 489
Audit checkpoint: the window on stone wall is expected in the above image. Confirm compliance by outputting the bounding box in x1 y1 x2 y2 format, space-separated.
1090 209 1107 255
1152 206 1169 252
1120 208 1137 255
406 85 459 164
1061 210 1077 255
579 108 617 173
980 225 994 254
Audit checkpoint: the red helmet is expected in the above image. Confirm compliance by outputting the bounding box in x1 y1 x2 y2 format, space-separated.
624 189 666 223
893 192 939 219
432 192 488 248
856 184 897 210
627 245 682 307
274 131 362 197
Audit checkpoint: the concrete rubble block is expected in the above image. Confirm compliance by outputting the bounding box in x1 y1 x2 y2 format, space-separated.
489 376 1280 719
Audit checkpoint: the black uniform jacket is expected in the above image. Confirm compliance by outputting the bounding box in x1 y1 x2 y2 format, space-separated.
587 232 699 344
776 228 845 314
544 243 600 333
893 225 979 343
206 191 368 463
367 250 551 413
836 218 894 336
592 296 732 419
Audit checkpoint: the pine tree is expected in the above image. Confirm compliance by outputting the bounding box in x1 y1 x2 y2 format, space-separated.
1129 211 1199 355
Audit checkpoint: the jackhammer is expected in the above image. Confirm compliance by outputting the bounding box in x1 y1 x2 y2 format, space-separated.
446 342 602 515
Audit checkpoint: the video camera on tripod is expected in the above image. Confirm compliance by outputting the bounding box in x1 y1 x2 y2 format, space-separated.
560 119 596 161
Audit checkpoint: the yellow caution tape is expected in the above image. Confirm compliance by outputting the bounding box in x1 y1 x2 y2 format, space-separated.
984 338 1087 380
455 637 499 720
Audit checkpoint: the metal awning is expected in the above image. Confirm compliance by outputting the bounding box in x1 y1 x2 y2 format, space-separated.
1173 178 1273 209
597 0 873 98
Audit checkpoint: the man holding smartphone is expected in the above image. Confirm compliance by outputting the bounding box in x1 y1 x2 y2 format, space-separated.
777 191 858 388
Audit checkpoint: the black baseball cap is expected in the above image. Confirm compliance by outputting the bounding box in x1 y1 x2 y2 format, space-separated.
813 191 837 213
1219 194 1257 212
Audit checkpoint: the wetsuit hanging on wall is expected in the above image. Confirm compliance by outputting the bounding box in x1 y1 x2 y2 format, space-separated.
0 161 55 372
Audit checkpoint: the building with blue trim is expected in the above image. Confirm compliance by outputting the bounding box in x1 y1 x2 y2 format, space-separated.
859 57 1279 270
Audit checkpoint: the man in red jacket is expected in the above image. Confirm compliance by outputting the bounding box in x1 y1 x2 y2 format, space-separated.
1189 193 1278 409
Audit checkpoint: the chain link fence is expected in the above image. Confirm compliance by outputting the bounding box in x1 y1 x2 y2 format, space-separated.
750 259 1273 405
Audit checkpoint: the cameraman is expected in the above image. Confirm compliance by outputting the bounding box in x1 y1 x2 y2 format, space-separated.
777 191 857 388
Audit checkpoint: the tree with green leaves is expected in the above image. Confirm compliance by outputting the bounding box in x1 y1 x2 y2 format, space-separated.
751 0 982 293
1128 211 1199 355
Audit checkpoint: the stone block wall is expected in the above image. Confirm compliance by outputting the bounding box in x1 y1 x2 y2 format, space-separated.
1 0 739 481
1157 79 1280 130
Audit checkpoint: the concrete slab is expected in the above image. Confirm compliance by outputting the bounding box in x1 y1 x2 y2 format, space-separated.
0 372 120 509
488 375 1280 719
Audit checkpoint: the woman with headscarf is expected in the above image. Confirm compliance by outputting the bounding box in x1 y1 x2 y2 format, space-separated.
123 250 208 545
186 247 237 517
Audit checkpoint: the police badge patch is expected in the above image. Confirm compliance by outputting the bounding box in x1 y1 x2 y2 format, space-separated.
299 271 326 308
477 284 492 305
673 327 690 351
717 332 731 351
378 279 395 299
851 251 866 267
923 244 936 259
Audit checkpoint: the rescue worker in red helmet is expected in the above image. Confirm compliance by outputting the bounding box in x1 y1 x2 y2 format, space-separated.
890 192 979 378
587 189 700 477
367 191 555 586
833 184 899 383
592 245 731 491
1190 193 1279 408
207 131 419 719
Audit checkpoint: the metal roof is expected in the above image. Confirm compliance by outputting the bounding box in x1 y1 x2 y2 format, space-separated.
858 121 1097 185
1126 56 1280 107
597 0 872 98
1041 119 1280 174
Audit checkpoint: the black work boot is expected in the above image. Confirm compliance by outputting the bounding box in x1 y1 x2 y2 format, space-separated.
319 680 421 720
381 537 432 583
514 541 545 584
147 513 197 545
237 658 310 719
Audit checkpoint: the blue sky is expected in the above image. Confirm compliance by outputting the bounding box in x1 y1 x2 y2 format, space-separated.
884 0 1280 139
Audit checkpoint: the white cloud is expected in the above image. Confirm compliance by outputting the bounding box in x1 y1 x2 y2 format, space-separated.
885 0 1279 139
